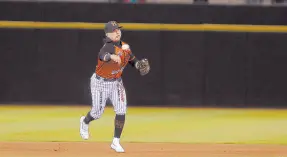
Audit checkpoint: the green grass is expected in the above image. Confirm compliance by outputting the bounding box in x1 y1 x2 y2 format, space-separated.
0 105 287 144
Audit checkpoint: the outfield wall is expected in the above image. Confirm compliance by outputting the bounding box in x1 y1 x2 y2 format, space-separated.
1 2 287 107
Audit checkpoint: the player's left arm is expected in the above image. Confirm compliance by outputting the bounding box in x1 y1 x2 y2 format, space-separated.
128 52 150 76
128 53 139 67
122 43 150 76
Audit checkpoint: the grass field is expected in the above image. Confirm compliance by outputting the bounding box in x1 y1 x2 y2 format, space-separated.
1 105 287 157
1 105 287 144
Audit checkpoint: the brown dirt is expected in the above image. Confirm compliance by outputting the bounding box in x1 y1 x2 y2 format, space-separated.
1 142 287 157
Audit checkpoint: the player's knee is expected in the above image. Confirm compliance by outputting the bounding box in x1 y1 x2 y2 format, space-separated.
90 107 104 119
90 113 102 119
114 108 126 115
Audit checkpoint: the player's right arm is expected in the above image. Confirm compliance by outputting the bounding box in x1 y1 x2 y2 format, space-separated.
99 43 121 64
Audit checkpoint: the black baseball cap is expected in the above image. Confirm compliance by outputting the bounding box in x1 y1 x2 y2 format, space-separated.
104 21 122 33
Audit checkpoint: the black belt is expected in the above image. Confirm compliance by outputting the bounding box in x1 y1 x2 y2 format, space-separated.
96 75 121 82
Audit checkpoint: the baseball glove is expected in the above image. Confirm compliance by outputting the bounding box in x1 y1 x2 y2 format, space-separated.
136 58 150 76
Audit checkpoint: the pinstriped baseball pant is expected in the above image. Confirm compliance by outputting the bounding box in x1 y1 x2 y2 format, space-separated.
89 73 127 119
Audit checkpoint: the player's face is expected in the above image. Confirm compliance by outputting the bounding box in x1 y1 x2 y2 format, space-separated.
106 29 121 42
113 29 121 41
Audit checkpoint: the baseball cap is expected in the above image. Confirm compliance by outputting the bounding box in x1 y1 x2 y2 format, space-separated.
104 21 122 33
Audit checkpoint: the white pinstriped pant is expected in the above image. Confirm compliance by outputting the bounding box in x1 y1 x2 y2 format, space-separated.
89 73 127 119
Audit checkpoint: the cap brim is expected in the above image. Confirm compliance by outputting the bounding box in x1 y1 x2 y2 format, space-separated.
112 26 122 31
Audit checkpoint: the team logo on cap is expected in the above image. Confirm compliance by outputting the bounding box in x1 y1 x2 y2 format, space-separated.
111 21 118 26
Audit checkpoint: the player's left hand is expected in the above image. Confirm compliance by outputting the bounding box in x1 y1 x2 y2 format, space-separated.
136 58 150 76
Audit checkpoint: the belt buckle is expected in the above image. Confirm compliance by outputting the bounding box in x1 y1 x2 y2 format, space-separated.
96 75 118 82
108 78 116 82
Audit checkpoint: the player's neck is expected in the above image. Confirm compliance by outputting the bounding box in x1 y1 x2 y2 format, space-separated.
105 36 120 44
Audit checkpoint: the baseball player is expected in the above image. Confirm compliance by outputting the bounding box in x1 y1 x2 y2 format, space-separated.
79 21 150 153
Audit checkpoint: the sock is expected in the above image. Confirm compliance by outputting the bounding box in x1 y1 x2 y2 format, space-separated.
114 114 125 138
84 111 95 124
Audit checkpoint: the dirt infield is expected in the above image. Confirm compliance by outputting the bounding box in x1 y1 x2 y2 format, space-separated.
1 142 287 157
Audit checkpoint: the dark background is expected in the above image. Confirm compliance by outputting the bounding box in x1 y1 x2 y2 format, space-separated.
1 2 287 108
